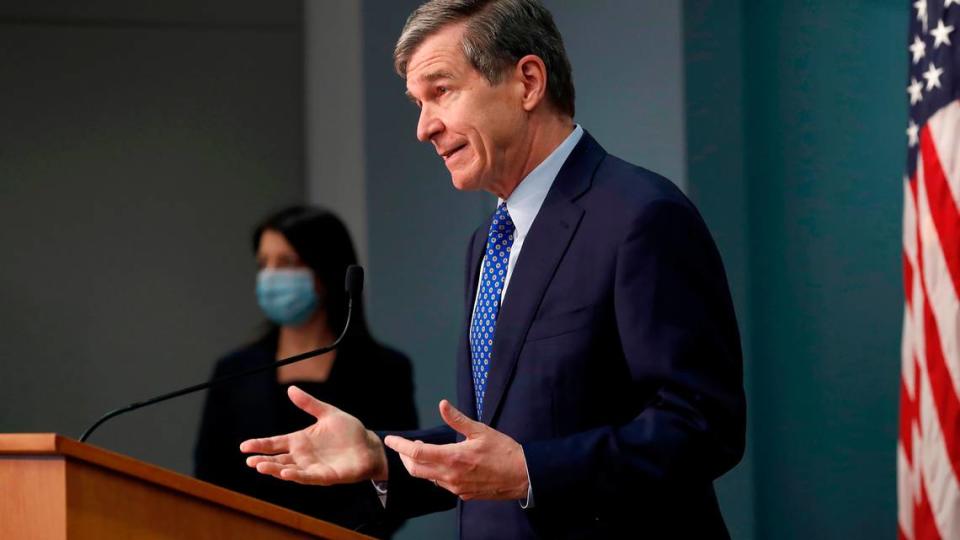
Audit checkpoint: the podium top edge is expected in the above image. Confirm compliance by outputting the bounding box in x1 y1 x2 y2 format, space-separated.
0 433 61 453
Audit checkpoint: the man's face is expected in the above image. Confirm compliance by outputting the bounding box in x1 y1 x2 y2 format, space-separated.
405 23 526 196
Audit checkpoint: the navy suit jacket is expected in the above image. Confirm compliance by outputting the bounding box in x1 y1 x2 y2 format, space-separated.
382 132 745 539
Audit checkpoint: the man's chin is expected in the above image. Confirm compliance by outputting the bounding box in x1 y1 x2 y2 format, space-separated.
449 174 481 192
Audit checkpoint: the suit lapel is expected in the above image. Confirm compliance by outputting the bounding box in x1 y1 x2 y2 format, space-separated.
467 224 488 310
479 131 606 426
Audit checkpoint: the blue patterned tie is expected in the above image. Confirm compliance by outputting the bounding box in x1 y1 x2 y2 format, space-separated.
470 202 516 420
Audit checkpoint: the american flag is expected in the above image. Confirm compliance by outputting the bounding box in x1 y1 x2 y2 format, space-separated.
900 1 960 539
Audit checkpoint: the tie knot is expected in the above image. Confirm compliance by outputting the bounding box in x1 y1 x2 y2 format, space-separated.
490 202 515 236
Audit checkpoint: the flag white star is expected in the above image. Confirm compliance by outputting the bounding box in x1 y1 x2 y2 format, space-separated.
907 121 920 147
910 35 927 63
924 62 944 89
916 0 929 31
908 77 924 104
931 18 955 47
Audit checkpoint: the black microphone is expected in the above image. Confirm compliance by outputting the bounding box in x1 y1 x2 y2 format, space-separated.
79 264 365 443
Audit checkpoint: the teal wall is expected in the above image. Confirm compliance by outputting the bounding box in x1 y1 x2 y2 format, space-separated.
686 1 908 538
684 4 754 538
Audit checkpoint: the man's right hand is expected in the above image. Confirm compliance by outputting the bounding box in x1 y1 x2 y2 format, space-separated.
240 385 388 485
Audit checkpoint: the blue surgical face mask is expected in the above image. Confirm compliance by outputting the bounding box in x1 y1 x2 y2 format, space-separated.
256 268 318 326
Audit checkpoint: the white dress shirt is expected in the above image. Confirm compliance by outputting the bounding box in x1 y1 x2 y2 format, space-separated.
477 125 584 303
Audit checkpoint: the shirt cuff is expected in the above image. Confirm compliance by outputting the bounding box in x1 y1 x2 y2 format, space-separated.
372 480 388 508
519 446 534 509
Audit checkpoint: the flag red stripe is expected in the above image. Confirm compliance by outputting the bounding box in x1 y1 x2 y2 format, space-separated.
905 250 915 307
901 376 914 464
911 178 923 447
920 127 960 300
902 242 917 465
915 476 942 540
915 357 923 439
899 179 920 539
920 283 960 481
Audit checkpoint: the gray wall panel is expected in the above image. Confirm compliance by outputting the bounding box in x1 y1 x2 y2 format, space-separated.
0 0 299 26
551 0 687 189
0 12 303 475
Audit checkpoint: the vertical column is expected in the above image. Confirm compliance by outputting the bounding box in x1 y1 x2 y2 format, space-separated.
304 0 368 266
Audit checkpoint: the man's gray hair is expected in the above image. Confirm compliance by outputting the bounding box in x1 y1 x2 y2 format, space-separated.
394 0 575 117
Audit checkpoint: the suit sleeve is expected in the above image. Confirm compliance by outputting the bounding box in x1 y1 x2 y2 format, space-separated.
521 199 746 510
384 352 420 432
359 351 420 540
377 425 460 518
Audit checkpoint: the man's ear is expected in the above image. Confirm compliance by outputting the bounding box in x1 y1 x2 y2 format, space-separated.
515 55 548 112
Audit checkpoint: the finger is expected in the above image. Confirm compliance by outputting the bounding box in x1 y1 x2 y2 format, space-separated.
396 451 451 481
439 399 485 438
288 385 335 420
279 467 326 485
384 435 451 464
254 461 297 480
246 454 294 468
239 434 290 454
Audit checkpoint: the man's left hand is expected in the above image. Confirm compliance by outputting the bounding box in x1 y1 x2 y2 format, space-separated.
383 400 529 501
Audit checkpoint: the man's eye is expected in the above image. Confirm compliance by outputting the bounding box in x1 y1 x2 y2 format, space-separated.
437 86 448 95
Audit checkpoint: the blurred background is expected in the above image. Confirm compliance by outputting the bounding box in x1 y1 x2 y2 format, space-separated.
0 0 906 538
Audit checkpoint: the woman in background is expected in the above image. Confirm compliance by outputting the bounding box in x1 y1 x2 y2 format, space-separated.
194 205 418 538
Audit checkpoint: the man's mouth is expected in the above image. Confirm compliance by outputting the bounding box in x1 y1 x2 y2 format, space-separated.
441 144 467 161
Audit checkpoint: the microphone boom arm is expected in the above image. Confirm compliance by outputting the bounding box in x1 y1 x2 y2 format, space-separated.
79 265 363 443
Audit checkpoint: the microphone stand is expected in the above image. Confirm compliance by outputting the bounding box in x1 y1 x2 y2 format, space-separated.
79 266 362 443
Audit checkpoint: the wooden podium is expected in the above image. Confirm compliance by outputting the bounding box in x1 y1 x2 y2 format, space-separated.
0 434 373 539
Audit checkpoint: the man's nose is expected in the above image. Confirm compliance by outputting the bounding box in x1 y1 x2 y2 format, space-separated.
416 104 443 143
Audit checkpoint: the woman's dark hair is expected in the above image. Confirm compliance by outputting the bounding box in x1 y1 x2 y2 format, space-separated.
253 205 370 339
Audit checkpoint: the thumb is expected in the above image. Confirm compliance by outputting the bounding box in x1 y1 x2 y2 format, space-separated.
288 385 334 420
439 399 484 438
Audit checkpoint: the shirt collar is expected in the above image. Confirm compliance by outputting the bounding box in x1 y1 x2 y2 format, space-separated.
502 124 584 240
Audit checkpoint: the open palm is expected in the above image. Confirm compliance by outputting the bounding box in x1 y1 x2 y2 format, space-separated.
240 385 387 485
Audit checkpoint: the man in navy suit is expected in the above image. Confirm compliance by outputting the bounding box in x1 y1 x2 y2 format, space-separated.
241 0 745 537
